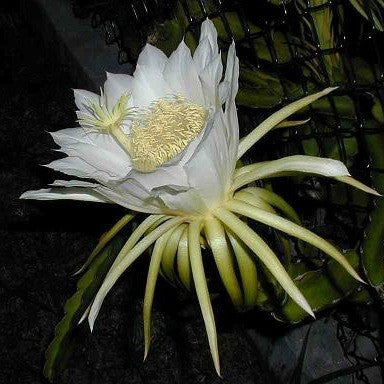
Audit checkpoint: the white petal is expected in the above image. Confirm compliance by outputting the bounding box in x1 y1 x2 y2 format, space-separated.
223 41 239 105
104 73 134 109
137 44 168 71
50 180 98 188
127 165 189 192
132 64 171 107
232 155 351 191
45 157 99 179
200 19 219 56
199 54 223 106
20 182 110 203
256 155 350 178
50 128 131 181
73 89 99 110
218 81 230 105
193 37 214 73
183 111 232 207
159 189 207 214
163 40 204 105
225 101 240 168
95 185 163 214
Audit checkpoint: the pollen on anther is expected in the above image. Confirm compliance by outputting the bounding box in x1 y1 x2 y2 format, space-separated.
129 97 208 172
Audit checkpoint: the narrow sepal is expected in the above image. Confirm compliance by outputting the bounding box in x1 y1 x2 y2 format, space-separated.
87 216 184 331
144 227 178 359
213 207 314 317
189 221 221 376
204 216 243 307
225 199 364 284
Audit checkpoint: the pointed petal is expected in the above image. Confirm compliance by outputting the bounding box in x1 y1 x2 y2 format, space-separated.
225 199 364 284
237 87 338 159
88 216 184 330
232 155 350 191
20 187 109 203
224 42 239 105
189 221 221 376
50 127 132 181
226 229 258 309
143 227 176 359
137 44 168 71
163 40 204 105
177 226 192 290
214 208 314 317
73 89 99 111
193 37 214 73
335 175 381 196
199 19 219 56
199 54 223 106
204 216 243 307
160 224 186 283
20 179 110 203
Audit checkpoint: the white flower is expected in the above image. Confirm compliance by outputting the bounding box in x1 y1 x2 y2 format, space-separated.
21 19 380 376
22 19 238 216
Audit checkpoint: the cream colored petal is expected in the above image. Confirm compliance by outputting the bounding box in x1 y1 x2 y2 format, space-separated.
88 216 184 330
189 221 221 376
50 128 132 180
199 18 219 56
193 37 214 73
163 40 204 105
232 155 350 191
20 187 109 203
214 207 314 317
137 43 168 71
225 199 364 284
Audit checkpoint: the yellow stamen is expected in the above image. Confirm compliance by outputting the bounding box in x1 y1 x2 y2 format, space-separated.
129 96 208 172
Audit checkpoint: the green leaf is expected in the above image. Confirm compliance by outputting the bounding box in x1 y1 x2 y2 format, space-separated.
361 133 384 291
44 233 126 381
276 251 362 323
372 97 384 123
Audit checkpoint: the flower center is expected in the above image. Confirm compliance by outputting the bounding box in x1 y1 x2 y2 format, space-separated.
129 96 208 172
